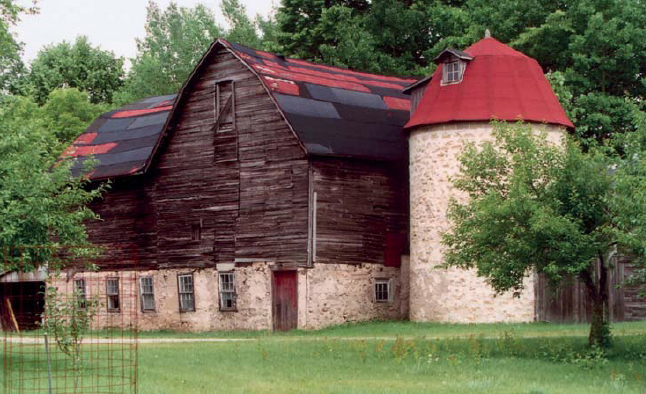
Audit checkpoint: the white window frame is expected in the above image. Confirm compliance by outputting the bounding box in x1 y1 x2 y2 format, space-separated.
106 278 120 312
178 273 195 312
139 276 156 312
218 272 236 311
374 279 393 303
442 59 465 85
74 278 86 309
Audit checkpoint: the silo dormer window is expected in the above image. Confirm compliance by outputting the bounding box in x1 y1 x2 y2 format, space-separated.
445 61 461 84
434 48 473 85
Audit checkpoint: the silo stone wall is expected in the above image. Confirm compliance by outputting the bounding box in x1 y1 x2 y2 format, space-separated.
409 121 564 323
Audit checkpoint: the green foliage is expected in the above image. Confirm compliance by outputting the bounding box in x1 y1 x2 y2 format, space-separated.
4 89 107 146
43 283 100 357
41 88 108 144
0 95 107 271
28 36 124 104
610 111 646 297
0 0 37 95
42 283 101 389
441 122 646 346
116 1 278 105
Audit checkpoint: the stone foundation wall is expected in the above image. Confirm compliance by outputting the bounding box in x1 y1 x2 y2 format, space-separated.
50 258 408 332
409 122 563 323
299 261 408 329
51 263 273 332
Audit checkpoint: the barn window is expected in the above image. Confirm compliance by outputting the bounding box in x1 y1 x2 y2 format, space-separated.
191 224 201 241
178 273 195 312
106 278 120 312
374 279 392 303
215 80 235 131
218 272 236 311
74 279 86 309
443 61 462 84
139 277 156 312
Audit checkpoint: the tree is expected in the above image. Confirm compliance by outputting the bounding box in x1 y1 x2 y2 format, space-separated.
276 0 369 61
0 0 37 95
6 89 107 146
441 122 646 347
0 95 106 270
613 111 646 298
42 284 100 391
222 0 262 49
116 1 279 105
115 1 223 104
28 36 124 104
41 88 108 144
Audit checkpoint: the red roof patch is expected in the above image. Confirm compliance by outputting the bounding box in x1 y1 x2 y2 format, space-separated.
62 142 117 157
112 106 173 119
383 97 410 111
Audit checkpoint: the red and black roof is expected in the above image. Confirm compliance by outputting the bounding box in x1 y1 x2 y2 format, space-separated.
64 39 416 180
405 37 574 130
64 94 175 179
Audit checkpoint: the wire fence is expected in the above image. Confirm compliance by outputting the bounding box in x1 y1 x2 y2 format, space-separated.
1 247 138 394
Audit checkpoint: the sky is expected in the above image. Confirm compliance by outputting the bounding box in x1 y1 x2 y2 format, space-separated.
14 0 277 63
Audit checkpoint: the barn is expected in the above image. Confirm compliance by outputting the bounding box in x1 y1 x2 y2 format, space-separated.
52 39 413 331
6 36 642 332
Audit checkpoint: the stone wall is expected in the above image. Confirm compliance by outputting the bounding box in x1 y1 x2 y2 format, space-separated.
299 261 407 329
51 258 408 332
408 122 564 323
51 263 273 332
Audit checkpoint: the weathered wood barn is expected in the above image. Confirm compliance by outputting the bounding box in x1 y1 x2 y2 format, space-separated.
57 39 413 331
6 36 642 332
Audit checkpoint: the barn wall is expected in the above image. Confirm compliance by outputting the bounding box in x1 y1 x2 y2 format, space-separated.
311 157 408 266
86 178 157 270
537 257 646 323
87 45 309 271
152 46 309 269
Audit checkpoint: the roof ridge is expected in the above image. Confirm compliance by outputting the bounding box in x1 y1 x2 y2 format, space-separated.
221 39 417 83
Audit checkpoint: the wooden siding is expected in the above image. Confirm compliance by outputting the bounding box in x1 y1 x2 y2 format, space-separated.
536 257 646 322
87 46 309 269
312 157 408 265
86 178 157 269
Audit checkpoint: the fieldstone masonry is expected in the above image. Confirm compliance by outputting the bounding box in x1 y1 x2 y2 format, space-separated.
53 258 408 331
409 122 564 323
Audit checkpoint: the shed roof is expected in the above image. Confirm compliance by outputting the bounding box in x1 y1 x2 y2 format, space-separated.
64 40 416 180
405 37 574 130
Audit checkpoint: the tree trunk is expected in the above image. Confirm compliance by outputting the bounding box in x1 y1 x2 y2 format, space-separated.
588 294 606 346
581 257 611 347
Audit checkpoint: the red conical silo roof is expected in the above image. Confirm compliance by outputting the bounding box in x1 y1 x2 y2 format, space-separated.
405 37 574 130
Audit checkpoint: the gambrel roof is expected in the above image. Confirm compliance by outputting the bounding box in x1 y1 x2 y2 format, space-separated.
65 40 416 180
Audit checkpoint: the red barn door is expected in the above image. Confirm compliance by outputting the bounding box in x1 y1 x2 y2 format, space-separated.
272 271 298 331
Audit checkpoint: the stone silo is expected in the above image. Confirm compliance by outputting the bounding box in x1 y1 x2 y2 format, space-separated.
404 35 574 323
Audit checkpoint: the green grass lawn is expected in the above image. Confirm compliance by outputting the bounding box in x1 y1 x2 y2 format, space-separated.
132 319 646 339
137 330 646 394
3 321 646 393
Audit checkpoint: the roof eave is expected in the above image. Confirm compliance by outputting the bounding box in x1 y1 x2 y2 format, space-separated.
402 75 432 95
433 48 474 64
